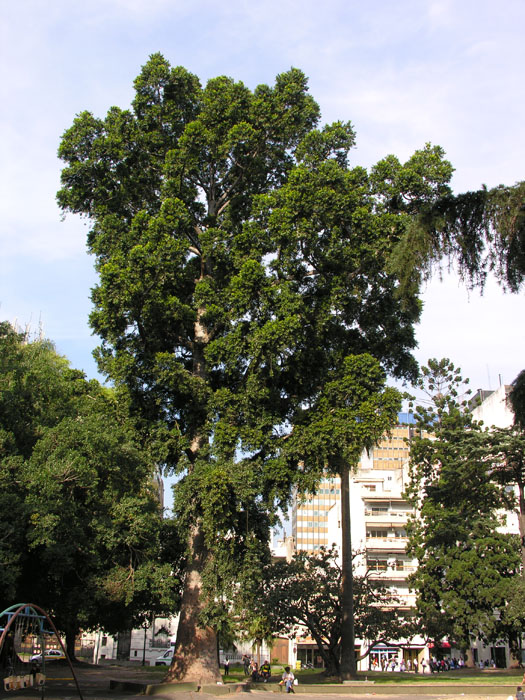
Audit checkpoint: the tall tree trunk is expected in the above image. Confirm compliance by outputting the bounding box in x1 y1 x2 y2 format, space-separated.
165 301 220 684
166 524 221 683
65 625 77 662
518 478 525 572
339 462 357 680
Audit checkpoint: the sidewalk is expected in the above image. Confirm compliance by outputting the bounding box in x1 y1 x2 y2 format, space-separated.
0 663 517 700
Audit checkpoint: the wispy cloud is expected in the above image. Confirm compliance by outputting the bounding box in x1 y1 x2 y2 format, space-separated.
0 0 523 385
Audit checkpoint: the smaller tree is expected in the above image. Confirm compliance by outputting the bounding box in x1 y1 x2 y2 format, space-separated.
247 547 411 677
486 427 525 570
0 322 183 655
405 359 520 650
284 354 402 679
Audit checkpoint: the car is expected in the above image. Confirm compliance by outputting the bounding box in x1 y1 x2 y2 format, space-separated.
30 649 66 662
154 648 174 666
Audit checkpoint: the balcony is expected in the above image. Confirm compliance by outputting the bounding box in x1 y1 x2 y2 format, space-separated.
368 566 417 581
364 509 410 524
365 536 408 552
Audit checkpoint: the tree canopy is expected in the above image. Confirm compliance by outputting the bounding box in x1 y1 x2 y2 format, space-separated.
0 322 180 656
246 547 412 677
405 359 520 650
55 54 520 681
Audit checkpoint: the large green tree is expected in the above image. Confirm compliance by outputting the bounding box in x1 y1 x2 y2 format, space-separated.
0 322 180 657
57 54 506 681
405 359 520 651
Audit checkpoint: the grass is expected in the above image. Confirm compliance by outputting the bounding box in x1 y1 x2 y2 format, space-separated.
223 666 525 686
367 669 524 685
118 662 525 687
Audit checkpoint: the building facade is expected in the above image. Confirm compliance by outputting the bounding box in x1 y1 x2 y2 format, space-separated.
290 424 429 670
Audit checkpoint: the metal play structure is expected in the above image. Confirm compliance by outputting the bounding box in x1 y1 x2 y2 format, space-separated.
0 604 83 699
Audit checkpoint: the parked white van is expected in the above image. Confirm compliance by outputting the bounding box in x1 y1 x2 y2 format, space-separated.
154 648 174 666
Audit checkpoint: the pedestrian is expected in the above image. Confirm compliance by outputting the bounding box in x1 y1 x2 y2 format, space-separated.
281 666 295 693
243 655 250 675
250 659 258 682
516 686 525 700
421 659 426 674
413 658 418 673
223 658 229 676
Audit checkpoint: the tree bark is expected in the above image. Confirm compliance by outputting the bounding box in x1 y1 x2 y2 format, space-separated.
165 524 221 683
339 463 357 680
165 291 221 684
65 625 78 662
518 478 525 572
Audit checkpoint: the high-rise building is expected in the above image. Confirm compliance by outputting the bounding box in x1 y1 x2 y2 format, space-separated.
290 423 423 668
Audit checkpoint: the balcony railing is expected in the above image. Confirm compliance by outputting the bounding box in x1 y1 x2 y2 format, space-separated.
365 537 408 550
364 509 411 519
368 566 417 578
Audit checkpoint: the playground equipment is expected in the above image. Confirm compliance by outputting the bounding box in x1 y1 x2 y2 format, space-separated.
0 603 83 699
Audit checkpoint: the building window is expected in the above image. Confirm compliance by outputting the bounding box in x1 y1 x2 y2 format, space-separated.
366 529 388 538
367 558 388 570
371 506 388 513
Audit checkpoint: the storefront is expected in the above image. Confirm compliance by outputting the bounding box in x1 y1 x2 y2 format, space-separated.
369 644 401 670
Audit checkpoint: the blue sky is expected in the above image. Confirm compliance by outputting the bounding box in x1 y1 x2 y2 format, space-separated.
1 0 524 397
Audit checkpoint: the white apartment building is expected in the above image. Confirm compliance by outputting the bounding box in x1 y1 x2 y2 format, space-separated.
291 423 429 670
287 381 523 671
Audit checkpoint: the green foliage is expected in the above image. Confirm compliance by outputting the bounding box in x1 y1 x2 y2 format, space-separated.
406 359 520 648
284 355 402 482
388 181 525 295
0 322 182 639
510 370 525 429
245 547 411 676
56 55 476 673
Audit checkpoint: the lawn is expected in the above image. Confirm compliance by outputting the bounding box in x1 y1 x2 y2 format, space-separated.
221 666 525 686
128 663 525 687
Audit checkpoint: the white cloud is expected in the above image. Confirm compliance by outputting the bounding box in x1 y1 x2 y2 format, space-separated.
0 0 523 383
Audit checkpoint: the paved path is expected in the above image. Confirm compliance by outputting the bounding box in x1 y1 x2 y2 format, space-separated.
0 664 516 700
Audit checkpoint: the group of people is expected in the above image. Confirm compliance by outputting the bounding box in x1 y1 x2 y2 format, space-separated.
371 656 465 673
239 656 295 692
427 657 465 673
241 655 272 683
